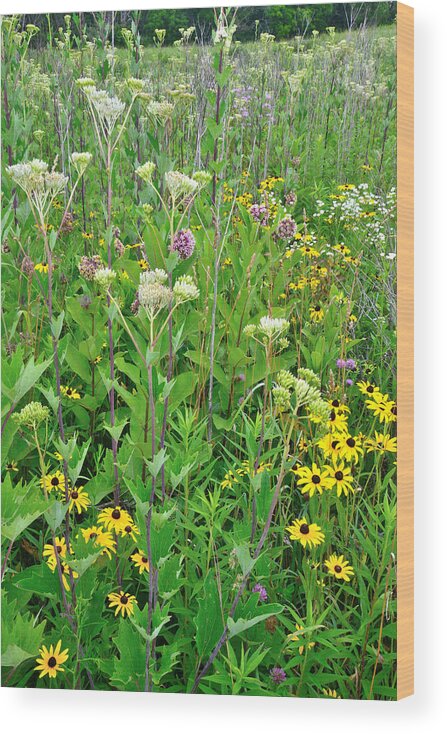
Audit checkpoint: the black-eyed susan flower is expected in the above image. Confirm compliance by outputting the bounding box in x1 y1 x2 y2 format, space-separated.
357 380 380 397
68 486 91 514
300 245 319 258
61 385 81 400
120 520 140 543
81 525 116 558
130 550 150 574
34 262 49 273
220 469 240 489
327 408 348 433
317 433 342 460
98 506 132 534
286 518 325 548
309 305 324 322
298 436 310 453
365 392 396 423
288 624 316 655
324 554 354 581
338 434 363 464
5 460 18 471
327 398 350 413
34 640 69 679
365 431 397 454
40 470 66 494
138 258 148 270
107 590 137 617
293 463 334 496
43 536 68 565
326 461 355 497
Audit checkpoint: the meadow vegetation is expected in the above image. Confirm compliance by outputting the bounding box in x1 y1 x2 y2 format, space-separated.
1 9 397 698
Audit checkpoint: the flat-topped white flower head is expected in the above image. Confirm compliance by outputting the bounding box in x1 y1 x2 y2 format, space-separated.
165 171 198 202
138 270 171 314
70 151 92 176
7 158 68 219
258 316 289 339
94 267 116 291
173 274 200 303
136 161 156 183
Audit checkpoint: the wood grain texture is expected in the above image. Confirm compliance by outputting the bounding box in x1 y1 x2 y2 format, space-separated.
396 1 414 701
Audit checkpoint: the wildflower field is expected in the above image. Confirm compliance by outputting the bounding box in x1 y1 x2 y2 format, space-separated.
1 9 398 698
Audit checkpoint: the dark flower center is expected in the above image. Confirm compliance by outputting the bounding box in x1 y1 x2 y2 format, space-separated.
51 477 60 486
331 441 339 450
314 306 321 312
332 399 340 407
66 389 72 395
56 545 62 553
142 557 148 564
90 533 97 539
112 509 121 520
300 523 310 534
367 386 374 393
311 474 321 484
335 471 344 481
71 491 79 499
120 595 128 605
391 405 397 415
347 438 355 447
47 656 57 668
330 411 336 421
334 565 342 573
124 525 132 533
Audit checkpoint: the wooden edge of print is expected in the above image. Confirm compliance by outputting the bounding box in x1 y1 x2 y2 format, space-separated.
396 2 414 701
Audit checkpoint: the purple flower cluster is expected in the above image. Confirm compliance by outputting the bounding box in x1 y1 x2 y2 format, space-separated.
114 237 125 258
233 86 254 119
276 215 297 240
78 254 102 281
249 203 269 226
285 191 297 207
336 358 357 370
21 255 34 276
171 228 195 260
252 583 268 602
270 667 286 684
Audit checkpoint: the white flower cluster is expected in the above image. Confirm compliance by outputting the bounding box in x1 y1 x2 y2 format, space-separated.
146 100 174 119
70 151 92 176
313 184 396 259
272 370 322 413
165 171 198 202
136 161 156 183
244 316 290 344
173 275 200 303
7 159 68 220
82 86 125 132
94 267 117 292
258 316 289 339
138 269 171 315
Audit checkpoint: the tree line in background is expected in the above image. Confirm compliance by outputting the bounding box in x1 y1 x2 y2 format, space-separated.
14 3 396 47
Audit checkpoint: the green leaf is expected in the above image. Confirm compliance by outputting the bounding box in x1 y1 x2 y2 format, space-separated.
227 603 284 639
44 500 69 532
194 573 223 658
1 593 46 668
51 311 65 340
13 564 60 600
2 354 52 408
